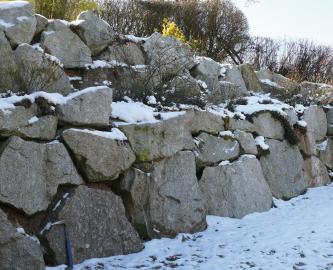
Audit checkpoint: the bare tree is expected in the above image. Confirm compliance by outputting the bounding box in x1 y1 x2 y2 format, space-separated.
98 0 250 64
242 37 280 70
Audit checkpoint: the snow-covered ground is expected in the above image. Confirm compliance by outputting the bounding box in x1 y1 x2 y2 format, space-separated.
48 184 333 270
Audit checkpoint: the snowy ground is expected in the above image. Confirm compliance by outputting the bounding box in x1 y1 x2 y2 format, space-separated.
48 184 333 270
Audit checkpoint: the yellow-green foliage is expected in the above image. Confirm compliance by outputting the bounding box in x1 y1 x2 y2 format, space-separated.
28 0 98 20
162 18 187 43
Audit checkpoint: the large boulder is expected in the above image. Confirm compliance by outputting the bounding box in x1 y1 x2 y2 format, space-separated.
191 56 220 91
221 64 247 92
239 64 262 91
0 1 36 47
233 130 258 155
62 128 135 182
41 186 143 265
260 139 308 199
256 69 273 81
226 117 256 133
302 106 327 142
0 31 20 92
34 14 48 36
14 43 72 95
185 109 224 135
70 10 116 56
119 114 194 162
41 20 92 68
260 79 286 96
0 209 45 270
272 73 300 90
252 112 285 140
99 41 145 66
195 132 240 166
294 128 317 156
208 81 249 104
0 104 57 140
143 32 195 78
0 137 83 215
318 138 333 170
199 156 272 218
56 86 112 127
121 151 207 238
257 71 295 98
304 156 330 188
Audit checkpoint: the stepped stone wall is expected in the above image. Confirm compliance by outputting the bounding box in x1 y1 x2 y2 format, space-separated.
0 2 332 268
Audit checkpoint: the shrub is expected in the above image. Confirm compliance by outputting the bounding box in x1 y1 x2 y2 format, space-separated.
162 18 187 44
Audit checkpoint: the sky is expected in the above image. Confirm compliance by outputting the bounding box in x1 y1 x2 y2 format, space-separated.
233 0 333 46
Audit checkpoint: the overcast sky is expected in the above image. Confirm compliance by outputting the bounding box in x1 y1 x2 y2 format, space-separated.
233 0 333 46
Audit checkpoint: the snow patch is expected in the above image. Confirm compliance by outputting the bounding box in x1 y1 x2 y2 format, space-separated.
28 116 39 124
112 100 156 124
296 120 307 128
255 136 269 150
219 130 235 138
47 184 333 270
67 128 128 141
0 19 14 28
260 79 283 89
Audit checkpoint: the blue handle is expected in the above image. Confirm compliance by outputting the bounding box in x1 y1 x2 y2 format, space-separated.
65 239 74 270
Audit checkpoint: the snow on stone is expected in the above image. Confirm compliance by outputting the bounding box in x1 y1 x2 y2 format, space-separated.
197 79 208 89
207 105 246 120
159 111 186 120
68 128 128 141
28 116 39 124
102 80 112 86
85 60 113 69
69 76 82 81
112 99 186 124
255 136 269 150
16 227 40 244
329 170 333 178
219 130 235 138
66 86 107 100
43 30 55 36
47 184 333 270
44 53 64 67
0 86 108 112
0 19 14 28
296 120 307 128
56 19 70 26
112 100 156 123
147 95 157 105
295 104 306 114
31 43 44 52
47 140 60 145
16 16 29 22
16 227 26 234
219 160 230 166
260 79 283 89
30 43 64 67
124 34 148 43
317 139 328 151
131 65 147 72
0 1 29 10
234 94 291 116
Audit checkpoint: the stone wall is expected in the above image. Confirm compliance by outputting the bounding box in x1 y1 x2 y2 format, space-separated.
0 2 332 269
